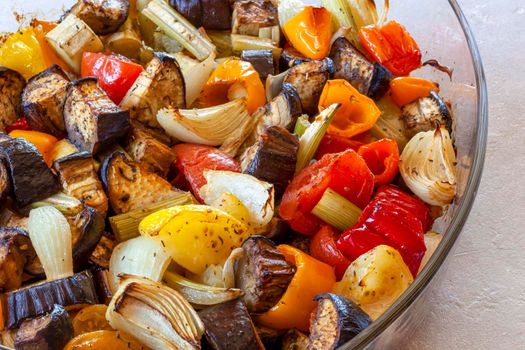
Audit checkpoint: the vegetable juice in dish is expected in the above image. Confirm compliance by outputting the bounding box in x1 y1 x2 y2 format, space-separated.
0 0 456 348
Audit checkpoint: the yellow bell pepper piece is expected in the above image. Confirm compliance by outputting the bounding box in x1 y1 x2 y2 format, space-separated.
0 27 48 79
139 205 249 274
209 192 253 232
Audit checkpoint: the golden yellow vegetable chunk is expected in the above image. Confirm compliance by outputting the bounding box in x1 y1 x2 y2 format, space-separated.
209 192 253 232
139 205 249 274
334 245 413 320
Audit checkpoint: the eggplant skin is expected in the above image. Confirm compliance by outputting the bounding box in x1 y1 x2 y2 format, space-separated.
120 53 185 131
199 299 265 350
241 49 275 80
308 293 371 349
170 0 231 29
22 64 70 136
5 270 98 329
0 136 61 208
368 63 393 100
14 304 73 350
72 207 105 271
402 91 453 138
100 151 185 214
53 151 108 216
284 59 333 115
0 159 10 203
280 45 311 70
64 77 131 154
68 0 129 35
0 67 26 133
235 235 296 313
244 126 299 196
170 0 203 27
0 227 39 292
232 0 278 36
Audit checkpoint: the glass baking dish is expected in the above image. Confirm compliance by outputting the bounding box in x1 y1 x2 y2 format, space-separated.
0 0 487 348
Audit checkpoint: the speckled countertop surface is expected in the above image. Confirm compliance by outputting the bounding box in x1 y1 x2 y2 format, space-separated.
1 0 524 348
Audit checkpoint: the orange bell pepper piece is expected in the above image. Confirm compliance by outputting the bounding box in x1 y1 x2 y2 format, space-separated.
283 6 332 60
201 58 265 114
256 245 336 332
8 130 58 167
319 79 381 139
358 138 399 186
390 76 439 107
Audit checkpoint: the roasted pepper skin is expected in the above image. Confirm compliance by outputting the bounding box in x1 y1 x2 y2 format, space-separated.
310 225 350 280
337 185 431 276
359 21 422 77
279 149 374 236
8 129 58 167
390 76 439 107
256 245 336 332
5 117 31 134
315 133 363 159
357 138 399 186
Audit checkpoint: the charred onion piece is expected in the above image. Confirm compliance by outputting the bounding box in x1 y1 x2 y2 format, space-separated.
243 126 299 196
22 65 70 136
14 304 73 350
72 207 105 271
120 52 185 130
402 91 453 138
284 59 333 115
330 37 392 100
308 293 372 349
0 227 40 291
0 136 61 208
101 151 185 214
125 124 177 178
199 299 265 350
53 152 108 216
5 270 98 329
241 49 275 80
232 0 278 36
234 235 296 313
68 0 130 35
0 67 26 133
64 78 130 154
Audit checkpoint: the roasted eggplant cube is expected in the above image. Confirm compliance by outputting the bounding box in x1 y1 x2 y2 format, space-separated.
22 65 70 136
68 0 129 35
14 304 73 350
232 0 278 36
235 235 296 313
241 50 275 80
0 227 40 292
0 136 61 208
0 67 26 133
72 207 105 271
101 151 186 214
308 293 371 349
199 299 265 350
280 45 311 70
64 78 131 154
0 159 9 203
282 329 309 350
125 125 177 178
170 0 203 27
5 270 98 329
284 59 333 115
54 152 108 215
120 53 185 130
402 91 453 138
170 0 231 29
244 126 299 196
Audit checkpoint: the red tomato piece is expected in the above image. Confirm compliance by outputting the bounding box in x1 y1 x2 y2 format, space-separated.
171 144 241 201
310 225 351 280
81 52 144 104
6 117 31 133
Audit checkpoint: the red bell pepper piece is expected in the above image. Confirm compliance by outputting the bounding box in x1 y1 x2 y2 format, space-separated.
310 225 351 280
337 185 430 276
279 149 374 235
81 52 144 104
315 134 363 159
171 144 241 201
5 117 31 133
357 138 399 186
359 21 422 77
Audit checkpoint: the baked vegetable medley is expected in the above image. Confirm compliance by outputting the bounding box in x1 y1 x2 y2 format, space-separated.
0 0 457 348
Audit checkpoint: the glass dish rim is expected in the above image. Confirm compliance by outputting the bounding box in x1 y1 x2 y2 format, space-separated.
339 0 489 348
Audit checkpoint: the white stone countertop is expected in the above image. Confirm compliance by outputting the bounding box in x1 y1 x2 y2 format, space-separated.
1 0 524 349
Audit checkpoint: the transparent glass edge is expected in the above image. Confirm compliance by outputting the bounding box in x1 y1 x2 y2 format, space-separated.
340 0 489 348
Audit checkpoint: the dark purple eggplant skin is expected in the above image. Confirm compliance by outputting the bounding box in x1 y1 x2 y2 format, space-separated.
0 136 61 208
276 83 303 129
310 293 371 348
170 0 203 27
199 299 265 350
241 50 275 80
91 267 113 305
170 0 231 29
14 304 73 350
0 158 10 203
280 45 311 70
5 270 98 329
73 207 105 271
368 63 393 100
0 66 26 133
430 91 453 132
